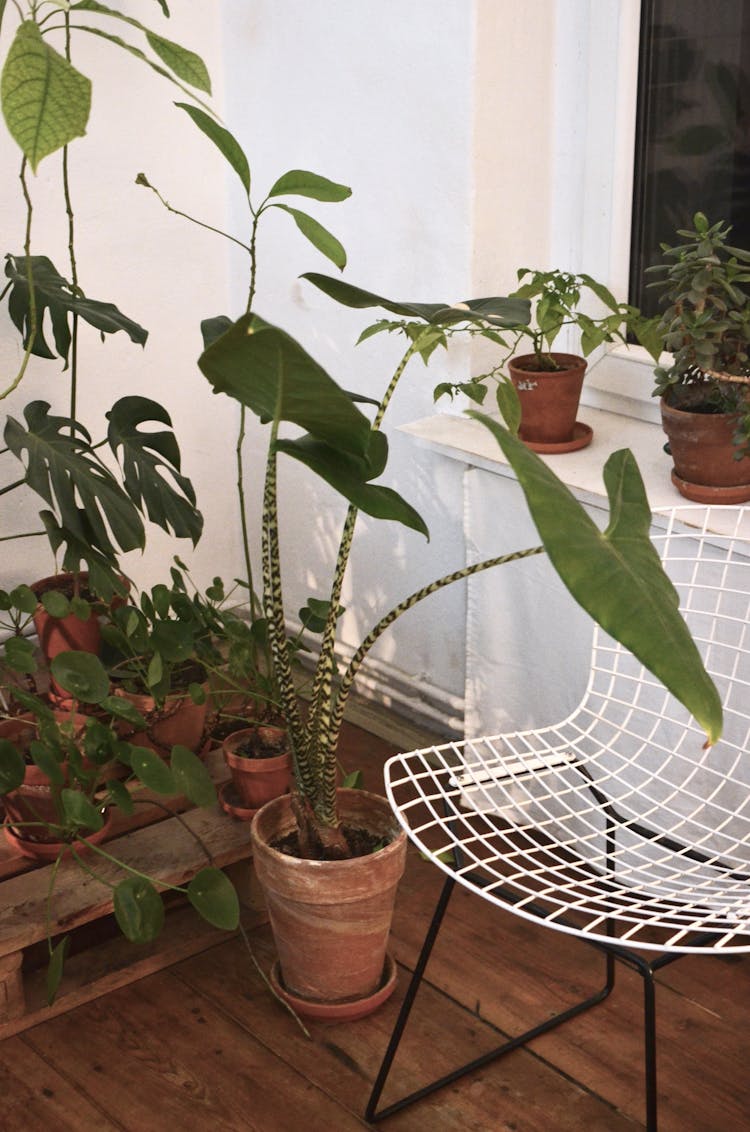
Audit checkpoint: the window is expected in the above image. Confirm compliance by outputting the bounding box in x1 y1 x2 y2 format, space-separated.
630 0 750 317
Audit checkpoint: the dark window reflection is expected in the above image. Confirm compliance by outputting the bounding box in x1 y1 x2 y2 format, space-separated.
630 0 750 317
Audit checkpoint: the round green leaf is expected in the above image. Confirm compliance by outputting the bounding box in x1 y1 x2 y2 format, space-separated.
69 597 92 622
99 694 147 728
10 584 37 615
187 868 239 930
60 789 104 833
129 746 177 794
170 745 216 807
50 652 110 704
30 742 65 786
3 635 37 674
113 877 165 943
41 591 70 618
0 739 26 794
105 778 134 816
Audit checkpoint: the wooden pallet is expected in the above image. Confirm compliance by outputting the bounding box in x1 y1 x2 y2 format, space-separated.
0 750 263 1039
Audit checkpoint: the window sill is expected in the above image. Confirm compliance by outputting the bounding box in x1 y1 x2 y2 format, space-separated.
401 405 678 511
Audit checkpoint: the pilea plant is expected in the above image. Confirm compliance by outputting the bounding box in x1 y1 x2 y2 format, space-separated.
0 652 238 1002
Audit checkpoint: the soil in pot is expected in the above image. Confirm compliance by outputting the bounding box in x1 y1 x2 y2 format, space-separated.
222 725 292 812
4 807 113 861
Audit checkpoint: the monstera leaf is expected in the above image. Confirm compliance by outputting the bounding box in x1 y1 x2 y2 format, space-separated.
3 255 147 363
107 397 203 544
5 401 145 558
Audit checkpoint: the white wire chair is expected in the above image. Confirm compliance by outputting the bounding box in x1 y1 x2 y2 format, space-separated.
366 505 750 1131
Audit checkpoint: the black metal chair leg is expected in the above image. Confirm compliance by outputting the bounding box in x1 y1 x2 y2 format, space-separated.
365 875 616 1124
643 970 658 1132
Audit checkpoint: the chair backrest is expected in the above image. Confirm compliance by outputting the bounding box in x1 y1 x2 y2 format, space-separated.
581 505 750 866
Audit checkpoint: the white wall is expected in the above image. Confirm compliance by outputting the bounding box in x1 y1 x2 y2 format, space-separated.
0 1 639 736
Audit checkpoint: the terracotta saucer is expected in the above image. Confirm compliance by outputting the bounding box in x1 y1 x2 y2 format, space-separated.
670 470 750 504
521 421 593 454
218 780 258 822
269 953 398 1022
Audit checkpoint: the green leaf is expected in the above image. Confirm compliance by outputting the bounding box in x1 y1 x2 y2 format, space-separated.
495 377 521 435
3 254 148 363
71 4 210 92
113 876 165 942
276 435 429 536
70 596 92 621
0 740 26 794
3 635 37 674
469 415 723 743
129 746 177 794
175 103 249 193
302 273 531 328
5 401 146 564
1 22 91 169
31 741 65 785
46 936 70 1005
268 169 351 202
341 769 364 789
105 778 134 815
170 745 216 807
60 789 104 832
198 315 375 458
271 204 346 270
50 652 110 704
10 584 37 615
99 694 147 727
187 868 239 930
106 396 203 545
146 32 211 92
40 591 70 619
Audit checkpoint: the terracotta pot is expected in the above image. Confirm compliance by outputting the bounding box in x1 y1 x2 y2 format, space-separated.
222 725 291 811
0 711 88 829
114 685 209 757
4 807 113 862
508 352 587 445
250 788 407 1014
661 395 750 502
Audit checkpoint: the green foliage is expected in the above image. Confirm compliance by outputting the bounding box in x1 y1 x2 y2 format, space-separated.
50 651 111 704
114 876 165 943
187 868 240 930
3 255 148 363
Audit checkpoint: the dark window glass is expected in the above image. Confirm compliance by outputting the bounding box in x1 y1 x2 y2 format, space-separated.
630 0 750 317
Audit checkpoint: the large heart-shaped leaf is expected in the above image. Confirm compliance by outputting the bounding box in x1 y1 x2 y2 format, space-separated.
1 22 91 169
5 401 145 562
470 414 723 743
106 397 203 544
199 314 374 457
4 255 147 363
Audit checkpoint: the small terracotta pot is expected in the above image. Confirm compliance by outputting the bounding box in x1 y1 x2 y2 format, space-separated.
508 352 587 445
250 788 407 1013
114 685 209 757
222 725 291 810
661 395 750 501
4 807 113 862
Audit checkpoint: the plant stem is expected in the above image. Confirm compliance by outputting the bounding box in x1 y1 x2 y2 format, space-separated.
0 162 36 401
63 10 79 424
327 544 545 754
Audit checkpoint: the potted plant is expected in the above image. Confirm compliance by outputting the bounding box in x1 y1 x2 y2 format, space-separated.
499 268 639 451
643 212 750 502
0 650 239 1000
139 111 720 1018
220 723 292 821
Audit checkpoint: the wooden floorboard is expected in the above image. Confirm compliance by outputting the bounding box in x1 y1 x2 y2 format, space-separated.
10 714 750 1130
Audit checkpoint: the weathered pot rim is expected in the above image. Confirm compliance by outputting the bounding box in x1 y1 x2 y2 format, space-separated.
222 724 290 763
661 391 742 420
508 351 586 375
250 787 406 876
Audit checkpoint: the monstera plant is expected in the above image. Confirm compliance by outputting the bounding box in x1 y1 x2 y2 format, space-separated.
0 1 210 591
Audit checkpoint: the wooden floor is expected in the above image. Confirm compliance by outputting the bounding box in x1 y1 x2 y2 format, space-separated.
3 717 749 1132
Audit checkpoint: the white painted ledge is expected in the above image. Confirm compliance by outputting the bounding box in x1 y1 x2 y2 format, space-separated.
401 407 679 512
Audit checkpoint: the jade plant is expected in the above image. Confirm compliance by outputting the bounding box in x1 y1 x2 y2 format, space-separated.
0 1 210 594
644 212 750 455
0 652 238 1002
139 114 721 859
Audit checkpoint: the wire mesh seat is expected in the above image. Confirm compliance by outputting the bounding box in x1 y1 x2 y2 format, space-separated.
366 505 750 1130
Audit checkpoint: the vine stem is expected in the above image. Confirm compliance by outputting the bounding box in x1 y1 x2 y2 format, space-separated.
63 10 79 425
0 162 36 401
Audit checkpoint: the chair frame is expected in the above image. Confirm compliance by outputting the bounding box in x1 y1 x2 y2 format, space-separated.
366 505 750 1130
